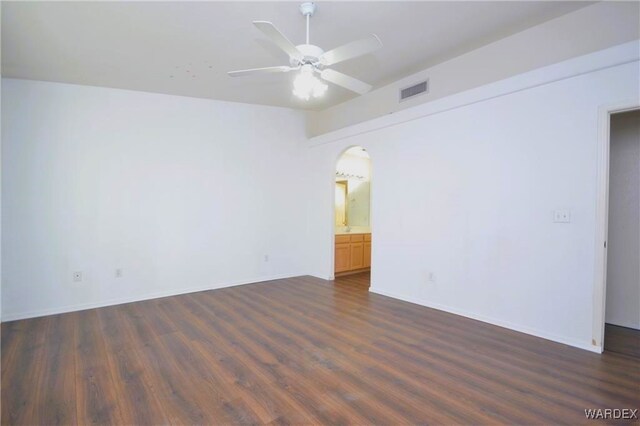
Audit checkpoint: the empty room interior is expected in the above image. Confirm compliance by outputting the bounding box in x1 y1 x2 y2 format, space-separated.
1 1 640 425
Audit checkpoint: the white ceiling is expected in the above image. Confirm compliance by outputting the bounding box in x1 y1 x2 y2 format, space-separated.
2 1 592 110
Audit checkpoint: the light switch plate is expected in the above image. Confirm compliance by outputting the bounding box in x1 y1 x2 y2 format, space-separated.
553 210 571 223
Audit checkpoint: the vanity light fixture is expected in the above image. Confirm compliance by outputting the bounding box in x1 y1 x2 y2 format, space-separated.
336 171 365 180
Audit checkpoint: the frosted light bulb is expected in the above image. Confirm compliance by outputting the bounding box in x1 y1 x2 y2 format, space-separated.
293 65 327 100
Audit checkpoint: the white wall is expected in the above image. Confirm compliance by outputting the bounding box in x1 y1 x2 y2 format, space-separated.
307 1 640 137
2 44 639 357
606 110 640 329
1 79 307 321
304 43 640 351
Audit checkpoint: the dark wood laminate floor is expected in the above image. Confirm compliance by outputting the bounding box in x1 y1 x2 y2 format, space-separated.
2 273 639 425
605 323 640 358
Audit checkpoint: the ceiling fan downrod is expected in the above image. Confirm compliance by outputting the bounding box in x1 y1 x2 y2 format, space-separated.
300 2 316 45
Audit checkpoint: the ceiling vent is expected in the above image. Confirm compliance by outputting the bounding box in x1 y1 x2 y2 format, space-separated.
399 80 428 102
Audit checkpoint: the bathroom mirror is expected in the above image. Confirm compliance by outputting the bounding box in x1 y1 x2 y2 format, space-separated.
335 147 371 230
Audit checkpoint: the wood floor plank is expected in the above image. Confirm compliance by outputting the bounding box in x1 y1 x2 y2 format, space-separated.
1 317 53 425
605 323 640 358
75 310 125 425
133 332 223 425
2 272 639 425
34 313 78 425
96 307 169 425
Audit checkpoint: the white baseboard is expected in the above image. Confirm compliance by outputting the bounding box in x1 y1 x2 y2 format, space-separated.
370 286 600 353
1 272 304 322
308 272 334 280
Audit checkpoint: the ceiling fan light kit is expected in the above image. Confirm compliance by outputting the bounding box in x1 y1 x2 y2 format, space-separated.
293 64 328 100
228 2 382 101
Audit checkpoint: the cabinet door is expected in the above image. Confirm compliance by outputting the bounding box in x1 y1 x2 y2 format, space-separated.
364 241 372 268
350 242 364 270
335 243 351 273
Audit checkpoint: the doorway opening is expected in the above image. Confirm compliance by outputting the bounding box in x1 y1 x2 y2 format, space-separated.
603 109 640 357
333 146 371 289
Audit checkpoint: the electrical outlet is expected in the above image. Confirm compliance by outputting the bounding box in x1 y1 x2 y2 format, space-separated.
115 268 123 278
428 272 436 283
73 271 82 282
553 210 571 223
264 254 269 262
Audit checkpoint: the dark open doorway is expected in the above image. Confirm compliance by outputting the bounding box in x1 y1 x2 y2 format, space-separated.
603 109 640 357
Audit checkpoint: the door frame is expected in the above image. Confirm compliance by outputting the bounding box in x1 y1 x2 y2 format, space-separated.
330 145 372 279
592 100 640 352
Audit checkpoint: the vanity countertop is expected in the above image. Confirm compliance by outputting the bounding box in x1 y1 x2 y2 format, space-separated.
335 227 371 235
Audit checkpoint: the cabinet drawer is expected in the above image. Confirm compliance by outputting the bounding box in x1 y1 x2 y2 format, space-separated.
350 234 364 242
335 235 351 244
364 234 372 242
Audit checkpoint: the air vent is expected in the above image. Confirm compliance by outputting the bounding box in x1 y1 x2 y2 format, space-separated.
399 80 428 102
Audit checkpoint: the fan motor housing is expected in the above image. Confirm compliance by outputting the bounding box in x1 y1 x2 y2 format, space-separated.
292 44 324 66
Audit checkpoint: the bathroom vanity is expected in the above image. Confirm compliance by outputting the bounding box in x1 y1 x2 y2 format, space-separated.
334 233 371 275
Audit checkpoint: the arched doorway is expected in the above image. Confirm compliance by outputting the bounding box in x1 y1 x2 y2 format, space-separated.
333 146 372 288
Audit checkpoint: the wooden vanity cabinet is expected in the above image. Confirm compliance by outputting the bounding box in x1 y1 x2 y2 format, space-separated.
335 233 371 276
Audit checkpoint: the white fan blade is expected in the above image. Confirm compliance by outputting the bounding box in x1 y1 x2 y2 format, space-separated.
253 21 304 62
228 66 295 77
319 34 382 66
320 69 372 95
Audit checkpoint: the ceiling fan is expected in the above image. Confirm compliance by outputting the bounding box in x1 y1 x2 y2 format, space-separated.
228 2 382 100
